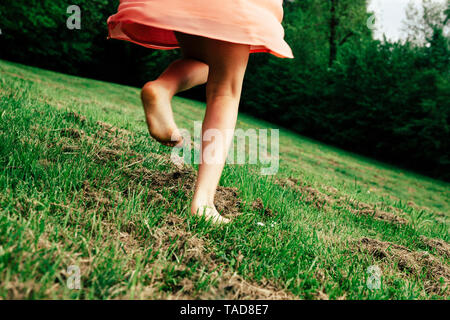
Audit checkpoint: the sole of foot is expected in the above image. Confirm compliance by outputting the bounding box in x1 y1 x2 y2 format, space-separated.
192 205 231 225
141 81 183 148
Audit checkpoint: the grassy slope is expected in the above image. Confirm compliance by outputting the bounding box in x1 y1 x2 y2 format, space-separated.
0 59 449 299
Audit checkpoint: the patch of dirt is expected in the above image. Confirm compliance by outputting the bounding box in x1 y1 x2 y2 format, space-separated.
314 290 330 300
406 201 446 219
96 120 130 136
277 177 407 224
277 178 328 210
92 120 132 150
91 206 294 299
127 150 170 166
344 198 408 224
123 166 195 195
421 236 450 258
3 279 44 299
151 213 212 267
145 190 170 208
94 147 122 163
205 272 295 300
81 180 114 210
60 127 84 139
65 111 87 124
13 196 44 218
61 144 80 153
323 186 338 194
357 237 449 295
251 198 275 218
141 213 295 299
316 155 341 168
38 159 52 167
122 166 243 219
215 187 244 219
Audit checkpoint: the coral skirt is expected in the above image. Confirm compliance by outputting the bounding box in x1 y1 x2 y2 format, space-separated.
107 0 293 59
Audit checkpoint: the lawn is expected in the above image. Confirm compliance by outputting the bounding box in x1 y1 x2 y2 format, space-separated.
0 59 448 299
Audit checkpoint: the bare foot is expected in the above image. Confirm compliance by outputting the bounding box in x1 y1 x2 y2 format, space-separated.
191 203 231 225
141 81 183 147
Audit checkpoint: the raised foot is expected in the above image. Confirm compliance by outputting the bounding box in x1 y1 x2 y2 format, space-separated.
141 81 183 147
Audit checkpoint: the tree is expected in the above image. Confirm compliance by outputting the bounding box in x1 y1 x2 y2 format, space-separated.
327 0 370 66
402 0 450 45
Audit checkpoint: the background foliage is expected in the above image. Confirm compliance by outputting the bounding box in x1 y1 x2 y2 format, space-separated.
0 0 449 180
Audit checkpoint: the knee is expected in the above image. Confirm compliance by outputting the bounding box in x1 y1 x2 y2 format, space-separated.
206 73 245 100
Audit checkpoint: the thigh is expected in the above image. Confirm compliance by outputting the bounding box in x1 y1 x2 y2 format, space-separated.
175 32 249 70
174 32 250 95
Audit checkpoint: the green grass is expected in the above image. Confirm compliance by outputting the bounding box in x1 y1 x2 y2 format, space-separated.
0 59 449 299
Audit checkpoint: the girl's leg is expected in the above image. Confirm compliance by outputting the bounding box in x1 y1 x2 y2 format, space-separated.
175 32 250 223
142 58 208 146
